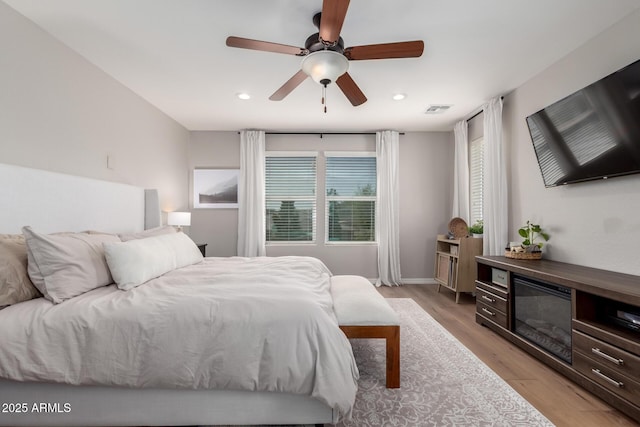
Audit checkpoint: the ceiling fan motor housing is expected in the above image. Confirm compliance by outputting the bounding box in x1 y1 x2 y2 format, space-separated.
305 33 345 54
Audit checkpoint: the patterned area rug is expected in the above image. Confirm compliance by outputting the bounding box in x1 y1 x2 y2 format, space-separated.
337 298 554 427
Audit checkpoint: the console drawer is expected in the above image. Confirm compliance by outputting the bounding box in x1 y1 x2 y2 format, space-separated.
573 350 640 405
476 286 508 314
573 330 640 381
476 301 507 329
476 280 508 299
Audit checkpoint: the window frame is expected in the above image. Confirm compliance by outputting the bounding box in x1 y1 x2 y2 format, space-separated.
324 151 377 245
265 151 318 245
469 137 484 226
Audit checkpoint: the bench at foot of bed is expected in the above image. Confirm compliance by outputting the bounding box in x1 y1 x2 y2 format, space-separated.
331 275 400 388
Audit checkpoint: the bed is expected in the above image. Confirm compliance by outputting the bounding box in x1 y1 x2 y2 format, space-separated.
0 163 358 426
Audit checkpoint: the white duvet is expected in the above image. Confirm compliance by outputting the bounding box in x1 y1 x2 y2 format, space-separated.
0 256 359 421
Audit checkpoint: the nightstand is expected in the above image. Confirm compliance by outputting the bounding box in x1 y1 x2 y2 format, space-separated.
196 243 207 257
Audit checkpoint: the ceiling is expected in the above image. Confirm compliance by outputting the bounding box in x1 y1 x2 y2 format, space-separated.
5 0 640 132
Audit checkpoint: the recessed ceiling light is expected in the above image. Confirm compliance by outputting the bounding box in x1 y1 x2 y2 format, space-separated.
392 93 406 101
237 93 251 100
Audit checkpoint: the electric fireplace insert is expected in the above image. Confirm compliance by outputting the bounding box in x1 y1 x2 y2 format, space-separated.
513 276 572 363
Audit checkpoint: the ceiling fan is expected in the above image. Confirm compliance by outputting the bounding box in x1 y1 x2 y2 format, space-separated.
226 0 424 111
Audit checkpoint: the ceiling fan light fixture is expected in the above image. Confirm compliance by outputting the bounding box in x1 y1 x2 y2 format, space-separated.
392 93 406 101
237 92 251 100
301 50 349 85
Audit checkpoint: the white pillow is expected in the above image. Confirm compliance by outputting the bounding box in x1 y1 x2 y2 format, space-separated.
104 232 203 290
22 227 120 304
118 225 176 242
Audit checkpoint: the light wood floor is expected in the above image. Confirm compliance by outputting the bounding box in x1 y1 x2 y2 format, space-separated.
377 283 639 427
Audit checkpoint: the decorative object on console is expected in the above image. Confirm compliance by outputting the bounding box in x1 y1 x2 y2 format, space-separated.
505 220 549 260
167 212 191 232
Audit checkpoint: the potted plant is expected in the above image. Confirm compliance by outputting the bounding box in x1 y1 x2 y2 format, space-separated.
469 220 483 237
518 220 550 253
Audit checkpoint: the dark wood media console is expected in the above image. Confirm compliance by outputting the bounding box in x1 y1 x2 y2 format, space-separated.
475 256 640 422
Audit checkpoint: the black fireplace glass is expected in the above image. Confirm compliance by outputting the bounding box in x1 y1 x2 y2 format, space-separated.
513 276 572 363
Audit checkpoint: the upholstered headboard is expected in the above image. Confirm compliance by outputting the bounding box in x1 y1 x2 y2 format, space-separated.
0 163 159 234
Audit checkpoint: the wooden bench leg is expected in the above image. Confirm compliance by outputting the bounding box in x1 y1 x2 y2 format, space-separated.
386 325 400 388
340 325 400 388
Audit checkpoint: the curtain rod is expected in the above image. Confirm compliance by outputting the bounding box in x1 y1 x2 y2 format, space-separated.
237 131 405 137
466 110 483 122
466 96 504 122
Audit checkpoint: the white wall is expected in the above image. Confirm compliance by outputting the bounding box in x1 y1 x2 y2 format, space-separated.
0 2 189 214
188 131 240 256
188 131 453 280
399 132 454 279
504 9 640 275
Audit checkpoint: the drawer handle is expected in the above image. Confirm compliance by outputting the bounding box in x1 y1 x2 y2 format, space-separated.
591 368 624 388
481 307 495 317
481 295 495 303
591 347 624 366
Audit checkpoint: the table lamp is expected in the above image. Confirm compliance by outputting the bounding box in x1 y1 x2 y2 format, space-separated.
167 212 191 233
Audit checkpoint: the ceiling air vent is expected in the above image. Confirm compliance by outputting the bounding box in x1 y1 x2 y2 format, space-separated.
424 105 452 114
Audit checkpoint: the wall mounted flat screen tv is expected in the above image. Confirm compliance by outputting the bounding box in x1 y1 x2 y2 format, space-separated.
525 58 640 187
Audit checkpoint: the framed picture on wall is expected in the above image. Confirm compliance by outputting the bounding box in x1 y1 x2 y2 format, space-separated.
193 168 239 209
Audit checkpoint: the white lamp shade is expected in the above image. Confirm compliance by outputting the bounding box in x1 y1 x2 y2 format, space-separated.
301 50 349 85
167 212 191 227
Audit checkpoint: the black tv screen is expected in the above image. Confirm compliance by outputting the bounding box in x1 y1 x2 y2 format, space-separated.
525 58 640 187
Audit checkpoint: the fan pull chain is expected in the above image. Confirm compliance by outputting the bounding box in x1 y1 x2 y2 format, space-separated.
322 84 327 114
319 78 331 114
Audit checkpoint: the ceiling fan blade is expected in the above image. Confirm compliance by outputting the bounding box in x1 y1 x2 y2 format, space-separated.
319 0 350 44
226 36 307 56
344 40 424 60
336 72 367 106
269 70 308 101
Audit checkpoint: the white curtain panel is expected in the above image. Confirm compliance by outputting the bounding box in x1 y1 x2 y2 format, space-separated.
452 120 470 222
376 130 402 286
237 130 266 257
482 98 508 255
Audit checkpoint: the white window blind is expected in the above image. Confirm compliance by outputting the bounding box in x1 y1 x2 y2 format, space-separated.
469 137 484 225
325 154 376 242
265 154 317 243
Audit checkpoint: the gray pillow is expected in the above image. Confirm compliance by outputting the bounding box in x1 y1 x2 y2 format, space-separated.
0 234 41 307
22 227 120 304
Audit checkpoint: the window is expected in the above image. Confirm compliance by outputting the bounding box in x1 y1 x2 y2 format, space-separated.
469 137 484 225
325 153 376 243
265 153 317 243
